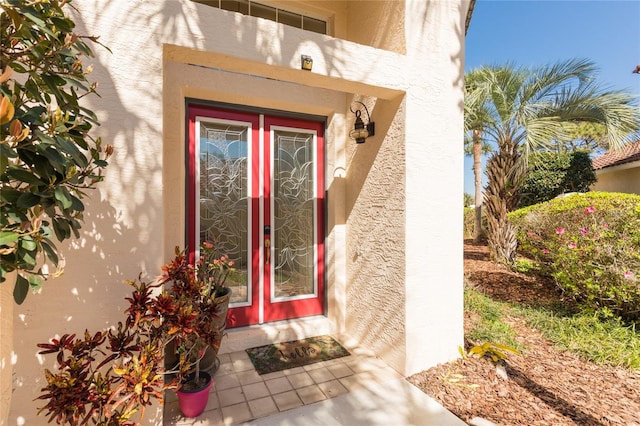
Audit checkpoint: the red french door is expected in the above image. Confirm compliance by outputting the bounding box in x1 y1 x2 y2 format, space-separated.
187 105 325 327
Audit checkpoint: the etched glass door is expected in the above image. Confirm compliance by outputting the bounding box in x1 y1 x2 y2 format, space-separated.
263 115 325 323
187 106 324 327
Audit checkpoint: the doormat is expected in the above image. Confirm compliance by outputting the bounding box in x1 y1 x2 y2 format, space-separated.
245 335 351 375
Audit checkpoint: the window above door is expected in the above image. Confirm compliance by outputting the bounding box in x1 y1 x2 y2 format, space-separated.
192 0 328 34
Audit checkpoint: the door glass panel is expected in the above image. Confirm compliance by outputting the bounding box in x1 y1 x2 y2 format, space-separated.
272 130 316 299
199 121 250 305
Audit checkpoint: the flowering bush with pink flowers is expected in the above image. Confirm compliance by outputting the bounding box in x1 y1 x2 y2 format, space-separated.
510 192 640 321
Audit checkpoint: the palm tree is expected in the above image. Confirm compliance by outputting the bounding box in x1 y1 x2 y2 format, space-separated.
469 59 640 265
464 72 494 242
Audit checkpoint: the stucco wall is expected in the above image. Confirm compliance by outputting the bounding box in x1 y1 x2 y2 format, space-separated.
403 0 466 374
592 164 640 195
343 0 466 375
345 97 407 370
8 2 167 424
346 1 406 53
7 0 466 423
0 274 14 424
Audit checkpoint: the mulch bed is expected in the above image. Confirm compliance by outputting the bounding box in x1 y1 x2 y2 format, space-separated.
407 240 640 426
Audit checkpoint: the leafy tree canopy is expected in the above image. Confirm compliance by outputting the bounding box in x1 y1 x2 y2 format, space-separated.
518 151 597 208
467 58 640 265
464 192 474 207
554 122 609 154
1 0 112 304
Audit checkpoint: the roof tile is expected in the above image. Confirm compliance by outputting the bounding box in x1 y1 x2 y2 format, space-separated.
592 140 640 170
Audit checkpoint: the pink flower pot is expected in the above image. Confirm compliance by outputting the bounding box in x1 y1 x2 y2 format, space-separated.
177 372 213 418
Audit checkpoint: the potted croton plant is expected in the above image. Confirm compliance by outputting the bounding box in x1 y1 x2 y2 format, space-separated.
36 243 234 424
188 241 234 365
159 243 234 416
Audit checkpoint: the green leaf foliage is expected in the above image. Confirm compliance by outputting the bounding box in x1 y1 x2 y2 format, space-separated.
1 0 112 303
466 341 520 363
13 274 29 305
0 231 19 246
518 151 597 208
510 192 640 321
465 59 640 265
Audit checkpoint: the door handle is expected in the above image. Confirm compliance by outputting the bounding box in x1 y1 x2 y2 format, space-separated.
265 238 271 264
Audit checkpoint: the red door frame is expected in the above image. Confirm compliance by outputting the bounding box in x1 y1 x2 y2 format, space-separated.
187 105 260 326
187 104 325 327
262 115 325 323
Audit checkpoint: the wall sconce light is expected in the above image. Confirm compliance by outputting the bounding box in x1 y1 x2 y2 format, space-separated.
349 101 375 144
301 55 313 71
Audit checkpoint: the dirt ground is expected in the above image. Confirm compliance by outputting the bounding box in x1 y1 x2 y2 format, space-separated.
407 240 640 426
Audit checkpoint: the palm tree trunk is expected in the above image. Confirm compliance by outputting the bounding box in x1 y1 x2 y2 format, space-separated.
472 129 484 242
484 140 522 265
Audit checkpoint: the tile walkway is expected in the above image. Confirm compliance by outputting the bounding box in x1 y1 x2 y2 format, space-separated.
163 345 466 426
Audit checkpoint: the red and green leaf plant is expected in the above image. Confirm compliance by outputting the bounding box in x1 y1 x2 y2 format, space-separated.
37 244 234 425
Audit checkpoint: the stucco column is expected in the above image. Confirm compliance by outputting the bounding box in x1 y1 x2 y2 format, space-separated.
402 0 466 375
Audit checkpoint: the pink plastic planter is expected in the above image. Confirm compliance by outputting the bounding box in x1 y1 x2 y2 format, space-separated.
177 372 214 418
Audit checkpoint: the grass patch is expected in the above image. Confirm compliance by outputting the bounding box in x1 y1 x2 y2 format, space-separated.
465 284 640 370
517 307 640 369
464 285 520 350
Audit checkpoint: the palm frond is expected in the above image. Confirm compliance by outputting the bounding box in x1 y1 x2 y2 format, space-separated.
463 58 640 265
552 87 640 150
522 58 597 105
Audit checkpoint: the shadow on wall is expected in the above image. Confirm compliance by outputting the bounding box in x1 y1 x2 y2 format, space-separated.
9 5 165 424
451 1 467 127
69 2 165 262
340 0 468 372
9 0 468 421
150 1 406 97
343 97 405 221
11 199 150 420
345 0 407 54
342 97 407 370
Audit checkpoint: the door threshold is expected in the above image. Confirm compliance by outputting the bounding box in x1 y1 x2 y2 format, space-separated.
218 315 336 354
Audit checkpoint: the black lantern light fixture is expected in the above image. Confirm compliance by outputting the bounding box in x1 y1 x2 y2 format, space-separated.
349 101 375 144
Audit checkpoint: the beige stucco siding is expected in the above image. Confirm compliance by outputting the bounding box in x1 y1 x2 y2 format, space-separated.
403 0 466 372
6 1 467 423
592 163 640 195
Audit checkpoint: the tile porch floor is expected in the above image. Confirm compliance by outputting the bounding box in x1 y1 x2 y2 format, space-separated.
164 346 409 425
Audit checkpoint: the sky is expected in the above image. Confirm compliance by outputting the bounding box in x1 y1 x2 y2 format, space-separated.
463 0 640 195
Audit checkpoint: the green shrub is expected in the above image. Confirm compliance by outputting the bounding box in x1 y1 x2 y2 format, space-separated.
510 192 640 321
464 207 474 238
1 1 112 303
463 206 487 239
518 151 596 208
